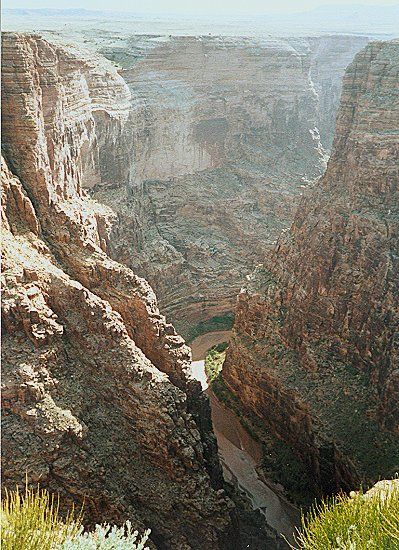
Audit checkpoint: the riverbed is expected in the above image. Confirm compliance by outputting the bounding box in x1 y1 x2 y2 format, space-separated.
190 331 299 543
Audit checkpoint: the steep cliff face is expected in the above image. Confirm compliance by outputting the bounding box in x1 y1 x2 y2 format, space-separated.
87 33 369 337
222 40 399 499
3 31 367 339
1 33 236 549
307 34 372 150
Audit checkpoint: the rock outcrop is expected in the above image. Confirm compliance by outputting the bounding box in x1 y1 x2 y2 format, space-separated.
34 32 367 336
222 40 399 499
2 30 367 340
1 32 236 549
86 33 369 338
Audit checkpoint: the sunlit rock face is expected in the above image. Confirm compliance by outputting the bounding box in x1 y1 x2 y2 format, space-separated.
86 33 369 337
2 30 367 338
1 32 237 549
222 40 399 499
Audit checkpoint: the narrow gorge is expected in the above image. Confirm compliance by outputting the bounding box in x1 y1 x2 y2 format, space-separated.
223 39 399 502
1 24 398 550
89 33 370 338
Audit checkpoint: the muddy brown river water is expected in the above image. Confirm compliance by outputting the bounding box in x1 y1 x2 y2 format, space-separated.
190 331 299 544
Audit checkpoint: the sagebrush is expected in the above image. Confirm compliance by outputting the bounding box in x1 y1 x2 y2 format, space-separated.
1 485 81 550
1 485 150 550
62 522 150 549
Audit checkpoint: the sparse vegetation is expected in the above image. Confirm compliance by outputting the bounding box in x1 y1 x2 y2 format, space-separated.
1 486 150 550
1 485 81 550
293 480 399 550
62 522 151 549
204 344 239 407
204 342 228 382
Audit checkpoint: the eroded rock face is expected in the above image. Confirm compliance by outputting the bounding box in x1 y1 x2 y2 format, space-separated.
222 40 399 499
1 33 236 549
87 33 369 337
2 31 367 338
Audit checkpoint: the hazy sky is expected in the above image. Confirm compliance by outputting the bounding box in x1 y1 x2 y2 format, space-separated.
4 0 399 14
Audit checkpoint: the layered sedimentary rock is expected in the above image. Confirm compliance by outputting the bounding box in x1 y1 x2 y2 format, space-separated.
1 33 236 549
222 40 399 498
2 30 366 338
87 33 369 337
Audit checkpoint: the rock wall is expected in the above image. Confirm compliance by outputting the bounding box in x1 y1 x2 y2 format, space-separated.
88 33 369 337
3 31 367 339
1 32 236 549
2 31 383 537
222 40 399 499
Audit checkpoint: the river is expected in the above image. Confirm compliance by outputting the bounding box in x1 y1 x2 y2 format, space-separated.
190 331 299 544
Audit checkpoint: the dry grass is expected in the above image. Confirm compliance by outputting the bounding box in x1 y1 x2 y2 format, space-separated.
1 485 81 550
293 479 399 549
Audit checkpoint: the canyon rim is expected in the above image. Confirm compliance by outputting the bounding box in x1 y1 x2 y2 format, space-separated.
1 6 399 550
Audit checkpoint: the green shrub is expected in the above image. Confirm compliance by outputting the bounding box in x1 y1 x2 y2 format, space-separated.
293 480 399 549
1 485 81 550
204 344 227 383
186 314 234 343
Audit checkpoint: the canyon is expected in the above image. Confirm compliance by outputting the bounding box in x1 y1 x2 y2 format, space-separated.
1 28 368 338
90 33 370 338
222 39 399 501
1 23 398 550
190 331 299 545
1 33 236 549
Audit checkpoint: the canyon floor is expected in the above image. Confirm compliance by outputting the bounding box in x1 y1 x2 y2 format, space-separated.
190 332 300 544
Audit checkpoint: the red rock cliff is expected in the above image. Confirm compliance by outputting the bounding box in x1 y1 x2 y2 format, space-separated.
222 40 399 499
1 32 236 549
